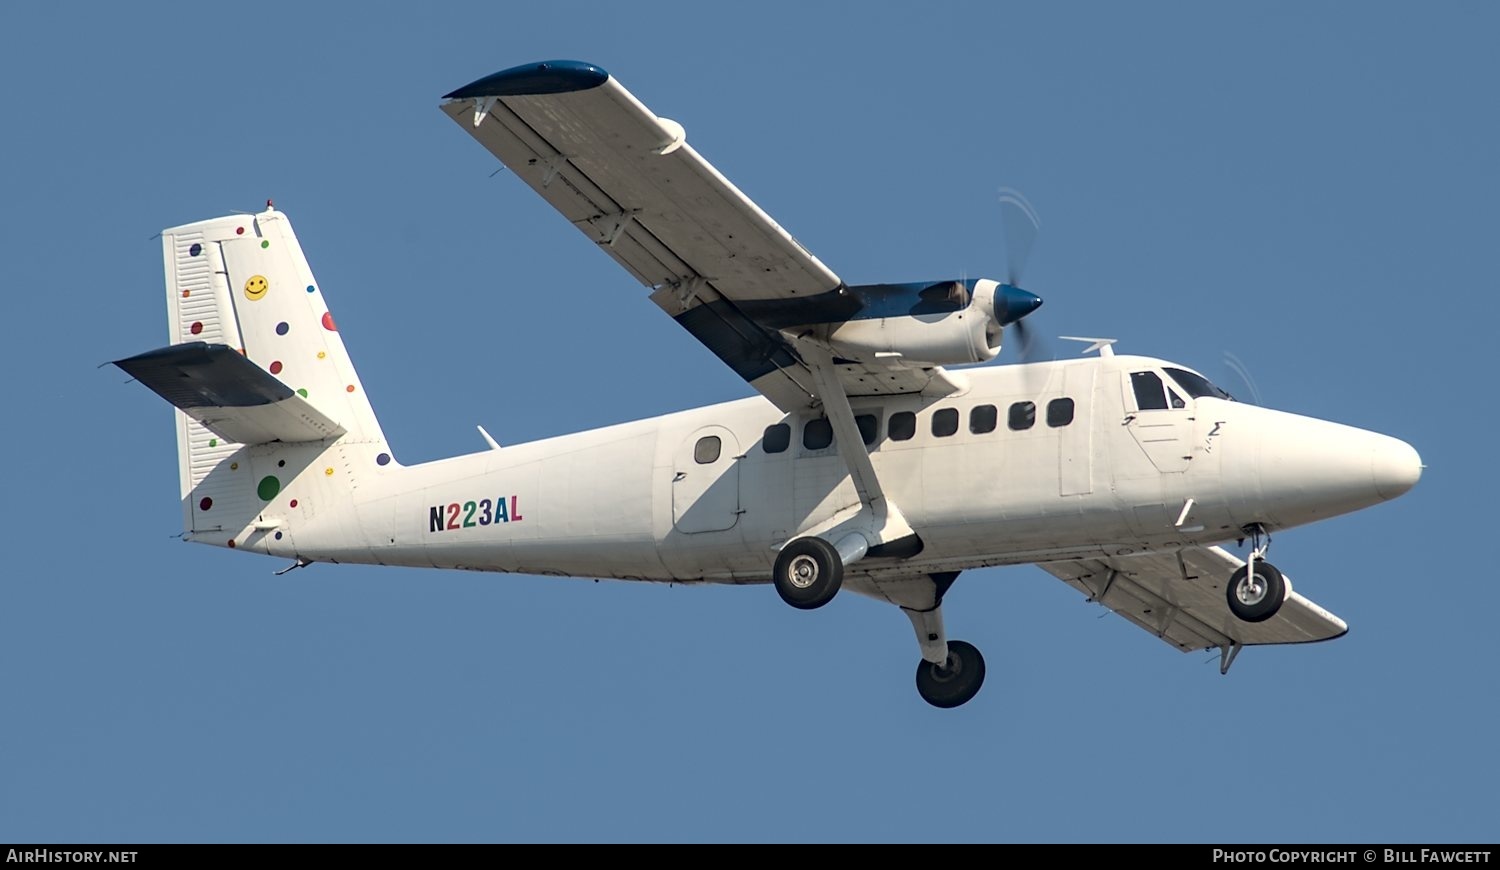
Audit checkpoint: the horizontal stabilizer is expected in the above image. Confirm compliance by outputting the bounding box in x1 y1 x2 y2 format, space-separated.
115 342 345 444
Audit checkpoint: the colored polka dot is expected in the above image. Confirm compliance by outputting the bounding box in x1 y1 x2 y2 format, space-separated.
306 285 316 294
227 539 236 548
275 321 289 335
316 351 326 359
277 459 285 467
230 462 239 470
190 322 203 335
236 227 244 235
289 499 298 508
376 453 391 466
324 467 334 476
209 438 218 447
274 531 283 540
189 243 202 256
199 497 213 511
257 475 281 501
269 360 283 374
345 384 355 393
182 289 191 298
322 311 337 331
261 240 270 249
297 388 308 398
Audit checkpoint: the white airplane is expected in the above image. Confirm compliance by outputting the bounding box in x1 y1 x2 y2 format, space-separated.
117 60 1422 708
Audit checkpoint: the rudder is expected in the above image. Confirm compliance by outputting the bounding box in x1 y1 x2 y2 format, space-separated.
150 205 395 548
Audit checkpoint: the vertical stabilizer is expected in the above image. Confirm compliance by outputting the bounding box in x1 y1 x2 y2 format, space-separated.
158 206 393 545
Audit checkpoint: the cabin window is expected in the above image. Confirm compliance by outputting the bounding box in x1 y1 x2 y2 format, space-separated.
1165 367 1236 401
804 418 834 450
932 408 959 438
889 411 916 441
1130 371 1169 410
763 423 790 454
856 413 878 445
1008 401 1035 430
1046 398 1075 427
970 404 997 434
694 435 722 464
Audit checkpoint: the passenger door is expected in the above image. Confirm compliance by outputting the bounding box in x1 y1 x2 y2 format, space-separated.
672 426 741 533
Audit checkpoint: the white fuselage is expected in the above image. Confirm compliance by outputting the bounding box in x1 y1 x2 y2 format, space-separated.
248 353 1419 585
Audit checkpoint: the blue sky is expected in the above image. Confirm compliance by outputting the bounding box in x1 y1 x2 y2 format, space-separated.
2 2 1495 843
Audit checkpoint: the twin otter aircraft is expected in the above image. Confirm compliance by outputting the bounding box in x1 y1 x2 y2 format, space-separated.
118 61 1421 707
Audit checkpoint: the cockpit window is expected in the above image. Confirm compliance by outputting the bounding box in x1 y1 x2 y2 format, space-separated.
1130 371 1169 410
1165 367 1235 402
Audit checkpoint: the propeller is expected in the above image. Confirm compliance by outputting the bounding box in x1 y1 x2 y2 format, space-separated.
1221 351 1264 405
998 186 1040 287
996 187 1048 362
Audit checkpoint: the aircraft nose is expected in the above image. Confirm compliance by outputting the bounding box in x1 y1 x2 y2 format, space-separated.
1232 410 1422 527
1373 436 1422 501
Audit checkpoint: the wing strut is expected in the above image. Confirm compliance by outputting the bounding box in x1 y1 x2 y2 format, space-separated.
798 341 883 511
794 340 914 547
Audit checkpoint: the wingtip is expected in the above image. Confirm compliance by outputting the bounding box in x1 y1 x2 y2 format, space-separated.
443 60 610 100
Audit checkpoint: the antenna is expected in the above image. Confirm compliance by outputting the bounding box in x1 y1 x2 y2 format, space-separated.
1058 336 1117 357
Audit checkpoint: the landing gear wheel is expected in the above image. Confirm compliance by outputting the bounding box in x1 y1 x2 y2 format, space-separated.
915 640 986 708
772 537 843 610
1227 561 1286 623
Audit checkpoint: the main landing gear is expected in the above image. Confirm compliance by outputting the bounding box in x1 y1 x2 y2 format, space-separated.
904 586 985 708
915 639 986 709
772 537 844 610
1227 524 1287 623
774 542 987 708
772 532 871 610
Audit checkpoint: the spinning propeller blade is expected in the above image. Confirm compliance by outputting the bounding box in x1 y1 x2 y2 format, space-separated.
997 187 1049 363
998 187 1041 288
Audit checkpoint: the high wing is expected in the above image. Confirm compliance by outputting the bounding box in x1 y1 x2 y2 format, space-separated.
1038 546 1348 654
440 60 961 412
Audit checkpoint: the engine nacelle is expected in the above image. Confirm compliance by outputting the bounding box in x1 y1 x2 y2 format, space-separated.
822 279 1017 367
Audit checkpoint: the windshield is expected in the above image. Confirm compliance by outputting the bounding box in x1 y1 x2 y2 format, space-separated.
1165 367 1235 402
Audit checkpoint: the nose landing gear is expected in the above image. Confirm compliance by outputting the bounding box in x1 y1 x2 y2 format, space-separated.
1227 524 1286 623
1227 561 1286 622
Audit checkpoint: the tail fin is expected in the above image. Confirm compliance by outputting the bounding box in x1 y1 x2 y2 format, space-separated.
119 205 394 548
162 205 385 442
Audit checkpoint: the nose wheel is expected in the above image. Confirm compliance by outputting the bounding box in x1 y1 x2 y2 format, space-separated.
1227 524 1287 623
1227 560 1286 622
915 640 986 708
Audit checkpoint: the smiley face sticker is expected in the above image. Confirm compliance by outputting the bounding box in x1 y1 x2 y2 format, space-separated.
244 275 269 301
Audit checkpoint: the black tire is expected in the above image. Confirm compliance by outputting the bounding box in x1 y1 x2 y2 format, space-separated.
915 640 986 709
1226 561 1286 623
772 537 844 610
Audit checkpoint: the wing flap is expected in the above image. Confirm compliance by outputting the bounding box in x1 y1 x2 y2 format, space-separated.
1039 546 1348 651
115 342 345 445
